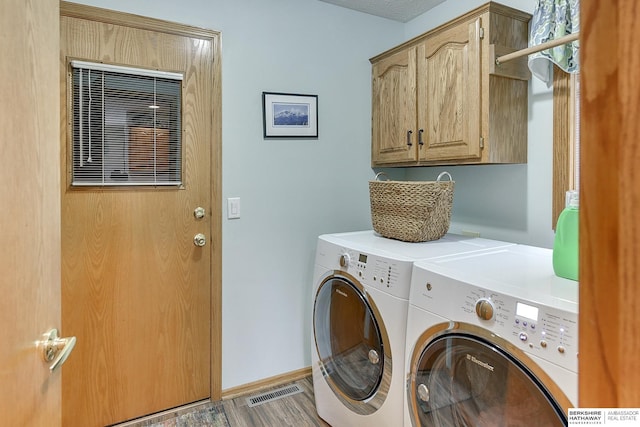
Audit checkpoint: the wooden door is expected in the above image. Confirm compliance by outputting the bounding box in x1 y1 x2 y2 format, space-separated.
579 0 640 407
60 4 222 426
371 47 418 166
0 0 63 424
419 18 481 162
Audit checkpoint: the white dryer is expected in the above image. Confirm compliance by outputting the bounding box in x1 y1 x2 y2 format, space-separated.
311 231 513 427
404 245 578 427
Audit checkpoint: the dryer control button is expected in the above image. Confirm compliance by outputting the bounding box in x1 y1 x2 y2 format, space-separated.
540 340 548 348
557 345 566 354
519 332 528 342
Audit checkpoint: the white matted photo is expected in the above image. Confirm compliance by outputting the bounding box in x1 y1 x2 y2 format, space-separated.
262 92 318 138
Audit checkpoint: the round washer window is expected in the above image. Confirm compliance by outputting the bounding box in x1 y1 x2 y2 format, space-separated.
409 333 567 427
314 276 384 402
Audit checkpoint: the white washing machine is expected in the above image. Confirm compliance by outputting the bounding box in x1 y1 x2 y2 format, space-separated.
311 231 514 427
404 245 579 427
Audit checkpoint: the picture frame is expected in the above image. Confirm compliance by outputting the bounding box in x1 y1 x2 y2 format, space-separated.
262 92 318 138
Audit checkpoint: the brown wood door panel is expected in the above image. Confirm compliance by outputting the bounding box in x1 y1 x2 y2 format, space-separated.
1 0 62 424
60 5 219 426
580 0 640 407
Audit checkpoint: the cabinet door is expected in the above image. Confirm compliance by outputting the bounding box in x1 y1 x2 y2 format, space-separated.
418 18 481 162
371 47 417 165
129 127 171 172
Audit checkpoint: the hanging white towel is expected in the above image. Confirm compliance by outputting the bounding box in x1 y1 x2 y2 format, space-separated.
528 0 580 86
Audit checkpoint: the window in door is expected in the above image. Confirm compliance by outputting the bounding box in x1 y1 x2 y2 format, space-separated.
69 61 183 187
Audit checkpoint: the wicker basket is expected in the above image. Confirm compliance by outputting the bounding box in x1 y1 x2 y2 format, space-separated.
369 172 454 242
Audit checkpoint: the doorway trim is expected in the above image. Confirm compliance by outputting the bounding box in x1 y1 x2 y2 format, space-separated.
60 1 223 401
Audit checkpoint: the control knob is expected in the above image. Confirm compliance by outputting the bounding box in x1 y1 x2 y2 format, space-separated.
475 298 494 321
339 253 350 268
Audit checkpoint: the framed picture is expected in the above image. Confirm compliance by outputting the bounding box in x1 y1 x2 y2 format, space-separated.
262 92 318 138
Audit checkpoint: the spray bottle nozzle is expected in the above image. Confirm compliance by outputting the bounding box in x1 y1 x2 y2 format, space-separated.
565 190 579 209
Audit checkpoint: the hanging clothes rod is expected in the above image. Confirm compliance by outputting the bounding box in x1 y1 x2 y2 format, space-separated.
495 32 580 65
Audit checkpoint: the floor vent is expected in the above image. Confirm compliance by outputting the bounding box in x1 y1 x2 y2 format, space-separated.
246 383 304 408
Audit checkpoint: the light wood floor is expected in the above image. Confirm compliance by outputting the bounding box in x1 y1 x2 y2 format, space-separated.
222 377 330 427
121 376 330 426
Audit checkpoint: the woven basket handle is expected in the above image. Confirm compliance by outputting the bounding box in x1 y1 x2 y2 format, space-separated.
375 171 451 181
374 172 389 181
437 171 452 182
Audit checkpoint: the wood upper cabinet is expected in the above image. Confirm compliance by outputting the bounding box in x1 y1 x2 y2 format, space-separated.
371 2 531 167
419 18 481 162
371 46 417 164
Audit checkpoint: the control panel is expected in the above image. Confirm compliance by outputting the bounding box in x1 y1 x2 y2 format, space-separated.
335 247 413 300
464 287 577 372
410 268 578 374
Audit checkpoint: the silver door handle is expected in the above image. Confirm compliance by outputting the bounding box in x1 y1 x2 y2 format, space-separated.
40 328 76 372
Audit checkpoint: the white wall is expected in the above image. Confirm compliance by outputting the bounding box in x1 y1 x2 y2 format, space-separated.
68 0 404 389
67 0 557 390
401 0 556 248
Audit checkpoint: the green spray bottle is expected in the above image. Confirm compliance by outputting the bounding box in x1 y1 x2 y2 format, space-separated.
553 190 579 281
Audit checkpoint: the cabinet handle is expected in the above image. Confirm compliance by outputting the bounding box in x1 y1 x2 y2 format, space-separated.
406 130 413 147
418 129 424 146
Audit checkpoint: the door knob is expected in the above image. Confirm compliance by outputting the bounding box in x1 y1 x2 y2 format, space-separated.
40 328 76 372
194 233 206 247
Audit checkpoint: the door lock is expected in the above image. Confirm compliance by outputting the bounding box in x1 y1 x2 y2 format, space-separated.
193 207 206 219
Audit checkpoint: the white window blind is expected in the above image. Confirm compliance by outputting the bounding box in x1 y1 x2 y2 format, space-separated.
70 61 183 187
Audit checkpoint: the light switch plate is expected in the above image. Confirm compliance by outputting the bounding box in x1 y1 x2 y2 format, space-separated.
227 197 240 219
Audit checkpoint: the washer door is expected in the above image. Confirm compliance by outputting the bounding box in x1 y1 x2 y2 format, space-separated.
407 322 569 427
313 272 391 415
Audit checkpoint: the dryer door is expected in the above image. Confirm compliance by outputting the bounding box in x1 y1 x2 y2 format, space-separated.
407 322 569 427
313 272 391 415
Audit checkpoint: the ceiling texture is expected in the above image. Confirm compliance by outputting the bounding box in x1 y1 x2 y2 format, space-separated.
317 0 446 22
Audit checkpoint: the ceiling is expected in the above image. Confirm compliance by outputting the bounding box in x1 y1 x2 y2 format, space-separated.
317 0 446 23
